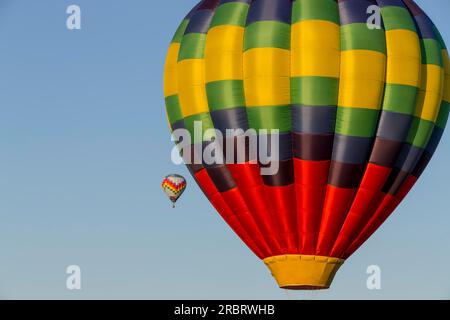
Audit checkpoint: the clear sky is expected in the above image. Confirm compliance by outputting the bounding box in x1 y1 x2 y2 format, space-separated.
0 0 449 299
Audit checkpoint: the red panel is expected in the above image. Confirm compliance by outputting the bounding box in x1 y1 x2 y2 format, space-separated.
194 169 267 258
360 164 392 190
343 175 418 258
209 191 233 219
330 164 391 257
224 212 265 259
316 186 356 256
228 163 283 255
342 194 398 259
221 188 272 258
294 159 330 255
195 169 220 200
228 162 261 188
263 185 298 254
294 159 330 186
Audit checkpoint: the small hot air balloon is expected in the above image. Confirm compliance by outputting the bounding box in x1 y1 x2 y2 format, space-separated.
164 0 449 289
162 174 187 208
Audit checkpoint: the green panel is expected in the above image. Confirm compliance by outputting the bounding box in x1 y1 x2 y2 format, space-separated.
421 39 444 67
341 23 386 53
381 6 416 32
184 112 217 144
335 107 380 137
206 80 245 111
436 100 450 129
382 84 418 115
165 95 183 123
178 33 207 61
172 19 189 43
244 21 290 51
210 2 249 28
407 117 434 148
246 106 291 132
291 77 339 106
292 0 339 24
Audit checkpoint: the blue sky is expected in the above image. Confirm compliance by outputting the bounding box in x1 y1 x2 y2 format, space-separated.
0 0 449 299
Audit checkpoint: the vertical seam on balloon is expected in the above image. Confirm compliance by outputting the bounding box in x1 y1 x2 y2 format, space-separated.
288 0 298 254
248 0 294 255
290 0 341 256
242 1 298 255
391 0 444 177
342 0 448 258
290 0 298 251
317 0 388 257
316 0 350 256
176 0 269 259
209 0 275 257
204 0 281 257
230 0 281 254
338 0 416 258
329 0 417 258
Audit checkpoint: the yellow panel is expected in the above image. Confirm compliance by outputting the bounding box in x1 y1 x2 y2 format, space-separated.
338 50 386 109
385 30 421 87
386 57 421 87
338 78 385 110
205 25 244 82
414 64 444 121
205 25 244 51
291 20 340 51
243 48 290 77
205 51 243 83
178 59 205 88
415 90 442 122
243 48 290 107
291 48 340 78
163 43 180 97
291 20 340 78
419 64 444 93
244 76 291 107
385 30 420 59
178 59 209 117
340 50 386 81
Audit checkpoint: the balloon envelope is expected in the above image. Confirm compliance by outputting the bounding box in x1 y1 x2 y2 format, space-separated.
164 0 449 289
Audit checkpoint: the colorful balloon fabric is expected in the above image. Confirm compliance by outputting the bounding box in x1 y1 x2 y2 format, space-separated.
162 174 187 207
164 0 449 289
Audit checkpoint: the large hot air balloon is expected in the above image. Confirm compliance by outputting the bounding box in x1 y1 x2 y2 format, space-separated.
164 0 449 289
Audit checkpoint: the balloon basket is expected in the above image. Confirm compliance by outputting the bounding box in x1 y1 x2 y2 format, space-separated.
264 255 344 290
